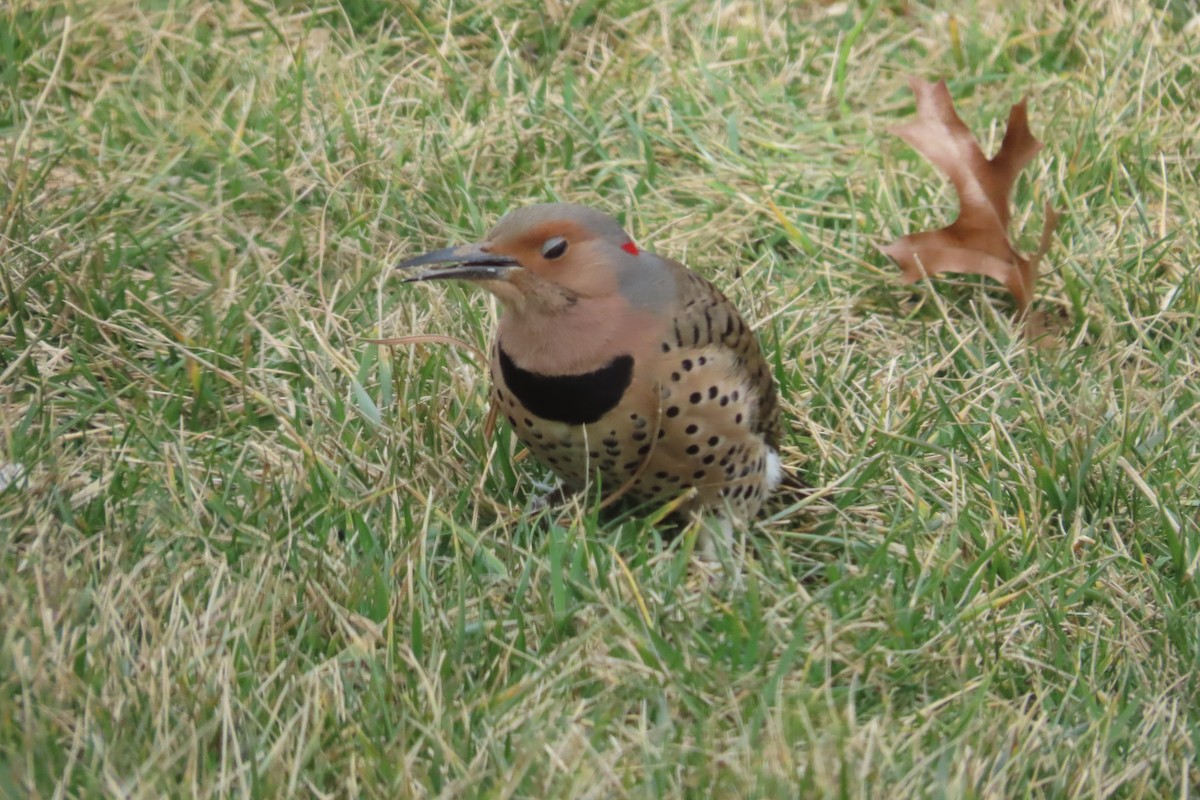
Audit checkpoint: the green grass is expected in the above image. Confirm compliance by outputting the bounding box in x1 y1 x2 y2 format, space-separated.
2 0 1199 796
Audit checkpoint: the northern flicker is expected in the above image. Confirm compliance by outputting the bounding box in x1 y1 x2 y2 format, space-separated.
397 203 783 522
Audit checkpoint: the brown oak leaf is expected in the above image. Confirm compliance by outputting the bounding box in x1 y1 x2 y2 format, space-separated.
881 77 1059 314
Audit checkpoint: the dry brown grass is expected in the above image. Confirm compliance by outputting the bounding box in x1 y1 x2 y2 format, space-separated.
2 0 1198 796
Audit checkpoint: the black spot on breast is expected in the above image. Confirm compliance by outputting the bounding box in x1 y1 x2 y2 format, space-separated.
499 346 633 426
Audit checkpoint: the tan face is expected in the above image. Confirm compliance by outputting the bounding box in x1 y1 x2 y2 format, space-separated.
396 203 667 318
482 220 621 301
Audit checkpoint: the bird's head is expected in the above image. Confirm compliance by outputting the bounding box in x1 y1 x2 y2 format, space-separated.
396 203 673 316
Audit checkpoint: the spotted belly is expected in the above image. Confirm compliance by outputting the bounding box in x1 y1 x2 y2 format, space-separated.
491 345 775 517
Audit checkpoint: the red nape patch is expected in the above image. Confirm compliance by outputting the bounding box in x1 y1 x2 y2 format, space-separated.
621 241 640 255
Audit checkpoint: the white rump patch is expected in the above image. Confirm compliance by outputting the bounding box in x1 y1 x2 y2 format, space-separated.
765 448 783 490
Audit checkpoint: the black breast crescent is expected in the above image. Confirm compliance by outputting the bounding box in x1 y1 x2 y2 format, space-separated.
499 346 634 425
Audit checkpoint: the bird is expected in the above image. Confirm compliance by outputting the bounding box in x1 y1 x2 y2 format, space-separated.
396 203 784 529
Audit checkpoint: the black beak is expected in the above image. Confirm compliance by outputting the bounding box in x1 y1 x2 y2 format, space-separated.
395 242 519 283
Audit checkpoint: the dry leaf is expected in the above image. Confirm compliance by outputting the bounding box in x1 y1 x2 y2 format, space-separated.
881 77 1059 315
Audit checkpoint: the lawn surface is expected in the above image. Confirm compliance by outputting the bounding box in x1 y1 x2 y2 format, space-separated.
2 1 1199 797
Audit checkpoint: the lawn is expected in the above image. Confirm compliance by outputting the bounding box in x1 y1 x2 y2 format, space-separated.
2 1 1198 796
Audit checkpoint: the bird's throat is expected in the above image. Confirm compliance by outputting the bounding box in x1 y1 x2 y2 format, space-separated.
497 346 633 426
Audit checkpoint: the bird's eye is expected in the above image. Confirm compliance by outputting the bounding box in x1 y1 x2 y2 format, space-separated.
541 236 568 260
